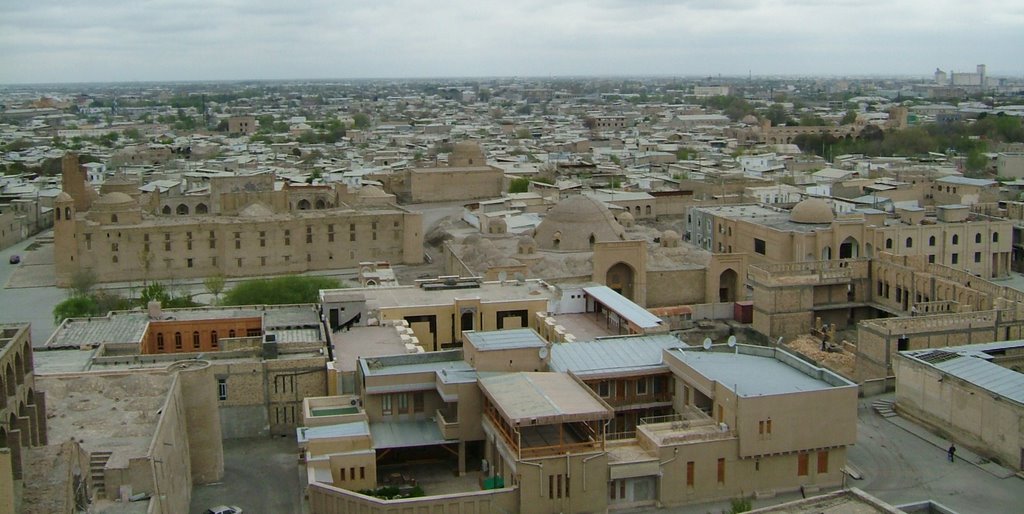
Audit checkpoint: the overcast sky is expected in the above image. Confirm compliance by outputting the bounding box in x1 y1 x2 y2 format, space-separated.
1 0 1021 84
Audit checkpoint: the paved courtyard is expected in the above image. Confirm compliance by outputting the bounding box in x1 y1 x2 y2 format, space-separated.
190 436 306 514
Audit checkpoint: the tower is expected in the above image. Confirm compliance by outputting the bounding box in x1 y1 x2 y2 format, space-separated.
976 64 986 88
60 152 92 212
53 191 80 287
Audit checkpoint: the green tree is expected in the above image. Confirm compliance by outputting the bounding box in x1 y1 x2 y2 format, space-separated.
509 177 530 193
221 275 343 306
352 113 371 130
841 110 858 125
765 104 789 126
203 274 227 305
676 147 698 160
69 268 98 297
53 296 99 323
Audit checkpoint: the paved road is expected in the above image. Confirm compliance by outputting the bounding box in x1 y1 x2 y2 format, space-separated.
190 437 305 514
0 234 65 346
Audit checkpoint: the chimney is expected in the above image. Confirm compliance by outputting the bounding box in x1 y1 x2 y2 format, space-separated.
148 301 163 320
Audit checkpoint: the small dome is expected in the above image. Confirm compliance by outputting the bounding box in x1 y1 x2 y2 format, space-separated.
55 192 73 203
534 195 625 251
358 185 389 197
790 198 834 224
95 192 134 205
617 211 634 222
663 230 681 241
518 234 536 245
741 114 760 125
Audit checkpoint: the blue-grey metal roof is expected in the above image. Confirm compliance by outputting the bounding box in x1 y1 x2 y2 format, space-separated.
465 328 547 351
669 347 846 397
936 175 995 186
296 420 370 443
583 286 663 329
549 335 686 378
905 341 1024 405
370 419 451 448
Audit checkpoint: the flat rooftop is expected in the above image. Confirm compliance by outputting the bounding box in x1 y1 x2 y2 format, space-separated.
465 328 547 351
695 204 829 233
667 345 855 397
328 280 558 309
549 334 685 378
332 325 409 373
903 342 1024 405
584 286 664 329
360 350 471 379
297 420 370 444
479 372 613 425
36 372 175 468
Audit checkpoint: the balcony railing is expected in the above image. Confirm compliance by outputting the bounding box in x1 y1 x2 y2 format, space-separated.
435 409 459 440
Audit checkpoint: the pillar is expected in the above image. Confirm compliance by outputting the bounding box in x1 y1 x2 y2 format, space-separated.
4 430 21 480
458 441 466 476
32 391 46 446
0 449 14 514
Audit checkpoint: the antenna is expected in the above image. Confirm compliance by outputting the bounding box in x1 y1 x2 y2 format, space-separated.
702 338 712 350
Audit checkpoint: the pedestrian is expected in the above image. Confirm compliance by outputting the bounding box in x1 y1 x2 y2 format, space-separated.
947 444 956 462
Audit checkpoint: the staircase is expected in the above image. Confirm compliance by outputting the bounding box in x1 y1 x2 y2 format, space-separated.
90 451 112 499
872 399 898 418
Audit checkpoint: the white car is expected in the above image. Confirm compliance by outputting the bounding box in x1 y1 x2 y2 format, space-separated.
205 506 242 514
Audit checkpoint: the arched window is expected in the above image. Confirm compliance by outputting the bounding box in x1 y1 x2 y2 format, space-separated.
211 331 218 348
929 236 936 246
157 333 165 351
315 199 326 209
975 233 982 244
229 329 236 338
885 238 893 249
192 331 200 349
56 209 61 221
111 214 118 223
952 234 959 245
162 205 172 215
905 237 913 248
993 232 999 243
64 207 71 219
589 234 596 248
195 203 208 214
176 204 189 215
297 199 311 210
174 332 182 349
645 205 652 215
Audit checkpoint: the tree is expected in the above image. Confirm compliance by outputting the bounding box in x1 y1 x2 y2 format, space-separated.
221 275 343 306
841 110 858 125
509 177 530 193
352 113 371 130
203 274 227 305
676 147 698 160
69 268 98 297
53 296 99 323
765 104 789 126
583 117 597 130
515 128 532 140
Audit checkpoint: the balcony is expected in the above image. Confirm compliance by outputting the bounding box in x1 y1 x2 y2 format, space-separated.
435 409 459 440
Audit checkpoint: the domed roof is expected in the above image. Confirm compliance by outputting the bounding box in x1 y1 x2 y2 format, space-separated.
790 198 834 224
662 230 681 240
358 185 389 197
55 192 73 203
518 234 536 245
617 211 634 222
534 195 625 251
94 192 135 206
741 114 760 125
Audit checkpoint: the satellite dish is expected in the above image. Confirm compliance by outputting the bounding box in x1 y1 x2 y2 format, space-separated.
702 338 712 350
727 336 737 347
538 346 549 359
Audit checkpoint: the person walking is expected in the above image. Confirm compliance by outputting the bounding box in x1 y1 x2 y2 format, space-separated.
947 444 956 462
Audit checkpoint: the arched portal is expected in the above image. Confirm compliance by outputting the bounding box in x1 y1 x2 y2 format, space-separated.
839 236 859 259
606 262 636 301
297 199 311 210
719 268 738 303
176 204 189 215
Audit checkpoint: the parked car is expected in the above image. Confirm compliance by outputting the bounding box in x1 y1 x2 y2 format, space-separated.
204 506 242 514
8 255 20 264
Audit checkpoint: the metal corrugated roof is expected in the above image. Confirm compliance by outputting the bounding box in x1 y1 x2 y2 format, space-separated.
932 356 1024 405
583 286 663 329
465 328 547 351
548 335 685 377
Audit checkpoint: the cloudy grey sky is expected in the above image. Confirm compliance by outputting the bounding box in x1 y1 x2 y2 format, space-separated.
1 0 1021 84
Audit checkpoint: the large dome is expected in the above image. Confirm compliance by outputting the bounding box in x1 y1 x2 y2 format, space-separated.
790 198 834 224
534 195 625 251
93 192 135 208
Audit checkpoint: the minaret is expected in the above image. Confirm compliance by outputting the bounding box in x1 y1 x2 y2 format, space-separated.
53 191 80 287
60 152 92 212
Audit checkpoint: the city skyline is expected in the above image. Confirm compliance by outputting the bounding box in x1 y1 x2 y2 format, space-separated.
1 0 1023 84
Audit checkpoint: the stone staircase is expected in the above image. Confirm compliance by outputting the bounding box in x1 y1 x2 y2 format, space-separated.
872 399 898 418
90 451 112 499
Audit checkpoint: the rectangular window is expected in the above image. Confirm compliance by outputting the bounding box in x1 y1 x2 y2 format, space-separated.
798 453 809 476
754 238 766 255
928 254 936 263
951 253 959 265
217 378 227 401
717 458 725 484
350 232 356 242
260 256 267 266
284 229 290 246
398 393 409 413
306 226 313 243
598 381 612 398
974 252 981 263
187 258 193 268
260 231 266 247
382 395 392 416
556 474 563 499
636 378 648 395
413 391 424 413
339 468 345 481
548 475 554 499
817 451 829 473
759 420 764 435
360 467 365 479
766 418 772 434
210 230 216 249
686 461 695 487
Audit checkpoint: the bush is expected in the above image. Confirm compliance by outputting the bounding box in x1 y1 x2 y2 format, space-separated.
222 275 342 306
730 496 752 513
509 177 530 193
